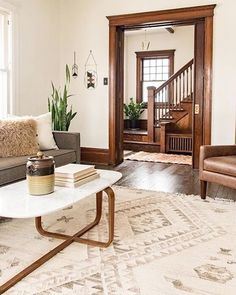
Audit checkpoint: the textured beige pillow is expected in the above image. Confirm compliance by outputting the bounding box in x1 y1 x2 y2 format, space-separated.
7 113 58 150
0 119 39 158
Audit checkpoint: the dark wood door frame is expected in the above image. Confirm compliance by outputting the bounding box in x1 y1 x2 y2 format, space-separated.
107 4 216 168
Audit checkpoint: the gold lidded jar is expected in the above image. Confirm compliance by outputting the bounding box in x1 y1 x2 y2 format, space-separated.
26 151 55 196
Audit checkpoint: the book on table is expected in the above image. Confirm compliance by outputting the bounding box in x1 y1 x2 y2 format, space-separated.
55 164 100 188
55 173 100 188
55 163 96 179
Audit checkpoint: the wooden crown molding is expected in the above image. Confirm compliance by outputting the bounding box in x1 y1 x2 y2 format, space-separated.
107 5 216 26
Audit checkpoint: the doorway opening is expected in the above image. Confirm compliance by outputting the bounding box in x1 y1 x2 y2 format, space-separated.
123 25 194 165
107 5 216 169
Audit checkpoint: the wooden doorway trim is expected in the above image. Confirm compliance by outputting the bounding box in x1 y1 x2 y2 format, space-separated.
107 4 216 167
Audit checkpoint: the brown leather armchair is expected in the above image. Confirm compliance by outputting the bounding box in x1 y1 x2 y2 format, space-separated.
199 145 236 199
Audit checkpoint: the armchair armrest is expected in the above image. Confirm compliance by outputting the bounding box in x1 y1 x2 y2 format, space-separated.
53 131 80 163
199 145 236 171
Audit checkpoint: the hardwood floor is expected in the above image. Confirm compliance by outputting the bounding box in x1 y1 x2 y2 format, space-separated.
100 160 236 201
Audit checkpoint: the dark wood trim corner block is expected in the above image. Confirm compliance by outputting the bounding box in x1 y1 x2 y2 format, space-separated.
81 147 110 165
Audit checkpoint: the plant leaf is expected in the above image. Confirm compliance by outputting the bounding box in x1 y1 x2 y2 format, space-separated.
66 64 70 84
48 64 76 131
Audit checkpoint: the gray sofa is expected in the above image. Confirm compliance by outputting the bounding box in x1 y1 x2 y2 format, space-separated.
0 131 80 186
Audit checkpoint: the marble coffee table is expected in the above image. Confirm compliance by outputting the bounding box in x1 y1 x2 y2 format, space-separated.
0 169 122 294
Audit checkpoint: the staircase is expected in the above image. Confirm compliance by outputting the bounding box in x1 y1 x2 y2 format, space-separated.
147 59 194 154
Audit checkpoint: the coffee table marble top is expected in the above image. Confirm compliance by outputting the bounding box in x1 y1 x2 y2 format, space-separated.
0 169 122 219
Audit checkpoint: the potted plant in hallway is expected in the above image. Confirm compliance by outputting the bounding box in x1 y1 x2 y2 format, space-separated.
48 65 77 131
124 98 145 129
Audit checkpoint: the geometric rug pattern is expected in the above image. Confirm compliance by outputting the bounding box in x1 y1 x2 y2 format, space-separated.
125 151 192 165
0 186 236 294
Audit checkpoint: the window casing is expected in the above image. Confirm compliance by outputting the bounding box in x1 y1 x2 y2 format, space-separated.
0 9 12 118
136 50 175 104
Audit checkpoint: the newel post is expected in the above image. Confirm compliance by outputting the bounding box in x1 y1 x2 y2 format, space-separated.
147 86 156 143
160 122 167 153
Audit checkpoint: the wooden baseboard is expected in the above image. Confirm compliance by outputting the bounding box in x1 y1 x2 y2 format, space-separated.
124 142 160 153
81 147 109 165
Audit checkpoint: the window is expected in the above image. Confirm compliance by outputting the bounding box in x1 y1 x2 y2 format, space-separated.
0 9 12 118
136 50 175 103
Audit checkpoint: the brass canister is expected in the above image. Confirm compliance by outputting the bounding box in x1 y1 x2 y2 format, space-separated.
26 152 55 196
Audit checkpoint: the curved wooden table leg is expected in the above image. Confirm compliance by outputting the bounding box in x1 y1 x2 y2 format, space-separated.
0 188 114 294
75 186 115 247
0 225 84 294
35 191 103 241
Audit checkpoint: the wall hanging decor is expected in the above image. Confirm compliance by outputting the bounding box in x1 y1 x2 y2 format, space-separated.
72 51 78 78
84 50 98 89
142 29 150 51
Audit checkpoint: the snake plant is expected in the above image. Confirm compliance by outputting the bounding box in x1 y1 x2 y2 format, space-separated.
48 65 77 131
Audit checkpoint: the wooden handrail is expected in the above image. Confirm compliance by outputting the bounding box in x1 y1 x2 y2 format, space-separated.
146 58 194 146
154 59 194 95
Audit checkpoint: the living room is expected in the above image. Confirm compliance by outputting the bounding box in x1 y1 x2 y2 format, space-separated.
0 0 236 294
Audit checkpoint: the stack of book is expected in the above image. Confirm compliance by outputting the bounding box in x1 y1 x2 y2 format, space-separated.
55 164 99 188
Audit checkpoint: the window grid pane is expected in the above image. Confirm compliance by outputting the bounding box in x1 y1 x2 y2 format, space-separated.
142 58 170 82
0 70 8 118
142 56 171 102
0 11 11 119
0 14 5 69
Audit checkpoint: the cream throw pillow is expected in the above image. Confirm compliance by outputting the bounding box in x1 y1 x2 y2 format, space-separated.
8 113 58 150
0 118 39 158
35 113 58 150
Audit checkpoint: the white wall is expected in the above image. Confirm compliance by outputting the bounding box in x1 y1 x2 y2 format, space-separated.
0 0 60 116
2 0 236 147
124 26 194 104
19 0 60 116
59 0 236 147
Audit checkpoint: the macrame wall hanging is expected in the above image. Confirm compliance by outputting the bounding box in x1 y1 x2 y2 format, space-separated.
72 51 78 78
84 50 98 89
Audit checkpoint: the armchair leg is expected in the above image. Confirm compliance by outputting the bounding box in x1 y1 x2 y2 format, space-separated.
200 180 207 199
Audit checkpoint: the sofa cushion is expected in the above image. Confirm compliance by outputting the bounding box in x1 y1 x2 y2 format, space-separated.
0 149 76 186
204 156 236 177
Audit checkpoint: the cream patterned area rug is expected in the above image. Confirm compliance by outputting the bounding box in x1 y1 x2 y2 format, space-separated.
125 151 192 165
1 187 236 294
